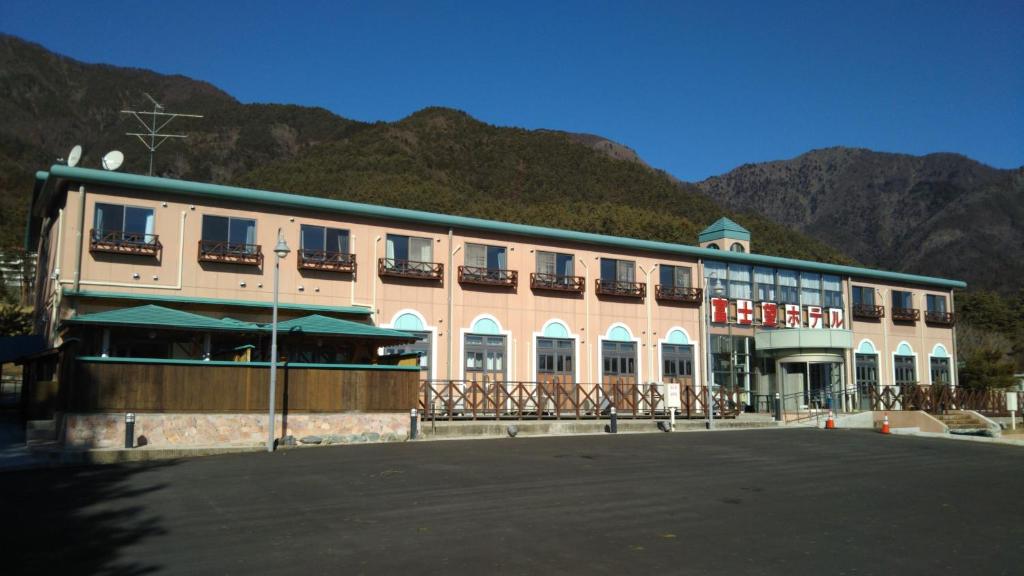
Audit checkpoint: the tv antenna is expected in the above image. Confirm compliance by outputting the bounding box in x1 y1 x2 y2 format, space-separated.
121 92 203 175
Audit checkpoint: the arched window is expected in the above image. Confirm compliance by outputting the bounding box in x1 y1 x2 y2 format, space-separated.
707 243 720 250
729 242 745 253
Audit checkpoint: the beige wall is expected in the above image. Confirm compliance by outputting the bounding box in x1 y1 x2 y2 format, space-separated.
42 181 956 388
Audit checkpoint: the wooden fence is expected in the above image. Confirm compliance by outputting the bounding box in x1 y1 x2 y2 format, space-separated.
869 385 1021 415
68 359 418 413
417 379 743 421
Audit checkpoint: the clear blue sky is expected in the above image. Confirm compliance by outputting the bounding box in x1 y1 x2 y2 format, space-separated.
2 0 1021 180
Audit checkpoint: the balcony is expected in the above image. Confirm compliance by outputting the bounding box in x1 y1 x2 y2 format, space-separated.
851 304 885 320
458 265 517 288
891 307 920 322
925 311 956 326
530 272 585 293
297 250 357 273
595 279 646 298
378 258 444 281
90 229 162 257
197 240 262 266
655 285 702 304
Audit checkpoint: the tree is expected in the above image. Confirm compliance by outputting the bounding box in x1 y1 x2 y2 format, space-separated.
0 303 32 337
958 348 1016 390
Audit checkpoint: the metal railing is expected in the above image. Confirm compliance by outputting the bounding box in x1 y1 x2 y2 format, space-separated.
90 229 162 256
891 307 920 322
851 304 885 319
654 285 702 303
529 272 586 293
297 250 356 273
198 240 263 266
924 311 955 326
378 258 444 280
595 279 646 298
457 265 517 287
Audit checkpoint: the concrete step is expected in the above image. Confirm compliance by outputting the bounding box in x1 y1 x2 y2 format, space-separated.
25 420 56 443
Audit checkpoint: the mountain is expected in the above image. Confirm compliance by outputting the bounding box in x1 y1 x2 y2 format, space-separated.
0 34 847 267
697 147 1024 292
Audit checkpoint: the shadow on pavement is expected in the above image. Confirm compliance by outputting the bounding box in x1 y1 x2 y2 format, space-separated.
1 460 176 575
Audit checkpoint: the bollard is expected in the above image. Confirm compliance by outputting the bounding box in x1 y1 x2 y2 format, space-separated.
609 406 618 434
774 392 781 422
124 412 135 449
410 408 419 440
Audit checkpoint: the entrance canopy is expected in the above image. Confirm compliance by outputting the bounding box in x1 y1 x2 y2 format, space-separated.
755 328 852 351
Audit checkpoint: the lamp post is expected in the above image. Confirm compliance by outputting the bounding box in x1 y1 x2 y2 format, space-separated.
704 273 726 429
267 229 290 452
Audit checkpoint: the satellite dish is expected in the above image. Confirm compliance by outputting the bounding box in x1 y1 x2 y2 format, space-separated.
101 150 124 171
67 145 82 167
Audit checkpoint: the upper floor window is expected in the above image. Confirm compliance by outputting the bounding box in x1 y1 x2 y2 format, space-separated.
707 243 720 250
461 243 515 286
465 243 507 270
660 265 692 288
93 203 156 244
299 224 353 272
823 275 843 308
91 203 160 256
852 286 875 306
777 270 799 304
199 215 260 265
892 290 913 309
728 264 752 299
600 258 635 283
926 294 947 313
729 242 745 253
380 234 441 279
754 267 775 301
301 225 349 256
386 234 433 264
536 251 574 277
800 272 821 306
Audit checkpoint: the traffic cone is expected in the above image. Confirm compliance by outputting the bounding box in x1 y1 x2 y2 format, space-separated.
825 412 836 430
880 415 890 435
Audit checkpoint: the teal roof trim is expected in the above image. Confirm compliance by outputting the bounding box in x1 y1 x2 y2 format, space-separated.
37 165 966 290
66 304 260 332
698 217 751 242
62 289 372 315
76 356 420 371
275 314 415 340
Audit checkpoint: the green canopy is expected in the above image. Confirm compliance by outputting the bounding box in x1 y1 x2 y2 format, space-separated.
65 304 260 332
272 314 416 341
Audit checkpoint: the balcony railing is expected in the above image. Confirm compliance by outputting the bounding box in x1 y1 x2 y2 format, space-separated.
595 279 646 298
851 304 885 319
655 285 702 303
90 229 162 257
297 250 357 273
378 258 444 281
458 265 517 287
198 240 263 266
530 272 586 293
891 307 920 322
925 310 956 326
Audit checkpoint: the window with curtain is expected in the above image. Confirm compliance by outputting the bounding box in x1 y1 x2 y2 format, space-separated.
300 225 349 258
800 272 821 306
703 261 728 297
385 234 433 271
465 243 507 270
659 265 692 288
94 203 156 244
600 258 635 283
852 286 874 306
822 275 842 308
536 251 574 276
777 269 799 304
754 267 775 302
201 215 256 253
728 264 752 299
926 294 947 313
892 290 913 309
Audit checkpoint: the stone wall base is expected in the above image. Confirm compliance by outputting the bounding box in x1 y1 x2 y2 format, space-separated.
62 412 409 449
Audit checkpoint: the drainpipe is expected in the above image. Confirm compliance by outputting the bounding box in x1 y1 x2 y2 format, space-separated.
879 288 889 387
372 236 380 321
578 257 590 383
640 264 655 384
447 229 456 381
72 185 85 315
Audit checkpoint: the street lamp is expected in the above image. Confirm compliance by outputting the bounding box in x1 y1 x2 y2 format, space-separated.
267 229 290 452
704 273 727 429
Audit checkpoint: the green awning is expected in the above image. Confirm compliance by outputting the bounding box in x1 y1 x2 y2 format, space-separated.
65 304 261 332
273 314 416 341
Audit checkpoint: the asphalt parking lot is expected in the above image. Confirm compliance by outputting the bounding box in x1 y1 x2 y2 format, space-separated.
4 428 1023 575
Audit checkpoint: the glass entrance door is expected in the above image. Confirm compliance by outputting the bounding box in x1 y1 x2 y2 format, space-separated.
855 353 879 410
464 334 507 383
